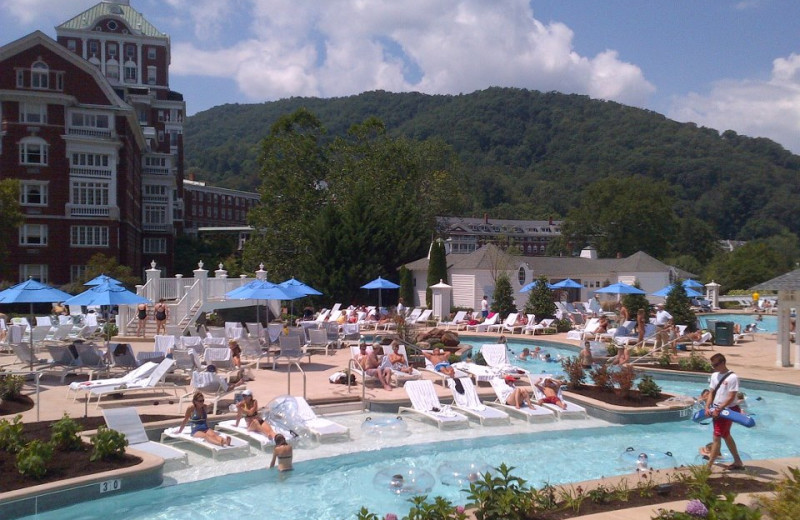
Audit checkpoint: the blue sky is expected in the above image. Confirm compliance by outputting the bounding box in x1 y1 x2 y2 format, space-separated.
3 0 799 153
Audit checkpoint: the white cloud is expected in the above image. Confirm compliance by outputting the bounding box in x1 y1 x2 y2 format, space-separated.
170 0 654 106
0 0 93 26
669 53 800 153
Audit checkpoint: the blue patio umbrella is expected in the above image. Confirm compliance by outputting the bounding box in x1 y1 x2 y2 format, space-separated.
84 274 123 286
521 280 555 292
683 279 704 289
594 282 646 296
361 277 400 309
550 278 583 289
0 278 73 370
65 282 151 350
226 280 304 323
280 277 322 296
651 285 702 298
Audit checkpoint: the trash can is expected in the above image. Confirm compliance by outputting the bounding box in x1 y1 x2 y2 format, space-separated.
715 321 734 346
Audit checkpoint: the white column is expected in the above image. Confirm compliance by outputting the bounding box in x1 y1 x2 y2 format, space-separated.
175 274 184 300
777 291 791 367
145 260 161 303
193 261 208 305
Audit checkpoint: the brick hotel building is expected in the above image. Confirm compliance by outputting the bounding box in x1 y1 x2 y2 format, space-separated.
0 1 256 285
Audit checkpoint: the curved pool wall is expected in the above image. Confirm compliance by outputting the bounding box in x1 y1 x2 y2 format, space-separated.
18 372 799 520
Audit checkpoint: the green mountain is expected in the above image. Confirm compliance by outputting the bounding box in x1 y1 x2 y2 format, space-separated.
183 88 800 240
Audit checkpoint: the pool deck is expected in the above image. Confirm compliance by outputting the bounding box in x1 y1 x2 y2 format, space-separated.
3 326 797 426
2 326 798 519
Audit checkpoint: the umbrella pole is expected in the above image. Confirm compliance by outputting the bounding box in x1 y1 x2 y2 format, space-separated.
29 303 34 372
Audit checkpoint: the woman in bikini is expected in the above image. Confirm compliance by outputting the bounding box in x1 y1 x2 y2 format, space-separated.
235 390 277 439
177 392 231 446
136 303 148 337
270 434 293 471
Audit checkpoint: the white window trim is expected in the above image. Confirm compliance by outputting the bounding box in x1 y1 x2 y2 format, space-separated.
20 181 49 206
19 224 48 246
70 225 109 247
19 137 48 166
21 102 47 124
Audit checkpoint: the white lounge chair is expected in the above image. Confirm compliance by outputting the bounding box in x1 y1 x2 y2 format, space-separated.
410 309 433 327
488 313 523 334
275 335 310 369
399 379 469 429
465 313 499 332
480 344 530 380
488 377 555 423
348 345 382 387
294 396 350 441
526 318 558 336
566 317 601 341
160 426 249 459
103 407 188 463
530 375 588 419
88 358 178 407
447 377 509 425
437 311 467 330
67 361 159 401
154 335 176 355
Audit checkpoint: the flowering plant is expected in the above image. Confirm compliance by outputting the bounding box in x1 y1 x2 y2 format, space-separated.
685 499 708 517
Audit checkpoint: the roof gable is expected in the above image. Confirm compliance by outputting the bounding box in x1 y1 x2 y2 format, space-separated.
57 1 167 39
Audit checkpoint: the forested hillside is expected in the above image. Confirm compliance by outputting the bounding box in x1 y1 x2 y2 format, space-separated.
184 88 800 241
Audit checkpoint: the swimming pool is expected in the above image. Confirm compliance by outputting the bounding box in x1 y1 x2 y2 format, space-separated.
24 375 793 520
697 314 777 334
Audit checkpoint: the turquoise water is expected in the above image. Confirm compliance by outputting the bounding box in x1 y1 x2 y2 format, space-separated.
25 373 792 520
697 314 777 334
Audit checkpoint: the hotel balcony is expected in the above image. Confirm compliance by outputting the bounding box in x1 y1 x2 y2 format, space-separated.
70 167 113 178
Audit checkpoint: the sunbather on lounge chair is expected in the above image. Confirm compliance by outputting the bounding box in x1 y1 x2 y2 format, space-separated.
177 391 231 446
354 341 392 391
501 376 534 409
423 347 455 378
387 340 414 374
235 389 277 439
535 377 567 410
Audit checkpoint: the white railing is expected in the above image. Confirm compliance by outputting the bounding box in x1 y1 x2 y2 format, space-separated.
171 279 201 328
67 204 110 217
67 127 112 138
70 167 112 178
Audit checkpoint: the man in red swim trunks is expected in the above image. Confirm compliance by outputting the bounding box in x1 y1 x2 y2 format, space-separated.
705 353 745 470
535 377 567 410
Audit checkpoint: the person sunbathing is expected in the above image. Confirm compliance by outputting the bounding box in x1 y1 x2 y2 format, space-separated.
177 392 231 446
234 389 277 439
423 348 455 378
387 341 414 374
609 345 629 365
535 377 568 410
502 376 535 409
354 342 392 390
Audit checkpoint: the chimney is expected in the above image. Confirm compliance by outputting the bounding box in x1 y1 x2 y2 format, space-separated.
616 252 623 259
484 212 489 224
549 215 553 225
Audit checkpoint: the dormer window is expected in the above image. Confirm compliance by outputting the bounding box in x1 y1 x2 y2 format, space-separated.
107 20 118 31
108 44 117 57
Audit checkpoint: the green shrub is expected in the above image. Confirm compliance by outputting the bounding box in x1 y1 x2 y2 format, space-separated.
0 374 25 400
0 414 26 453
560 356 585 390
102 322 118 341
467 463 534 520
51 413 83 451
90 425 127 461
554 319 572 333
474 352 487 366
756 466 800 519
605 344 618 357
657 350 672 367
589 364 614 391
16 439 54 479
637 375 662 398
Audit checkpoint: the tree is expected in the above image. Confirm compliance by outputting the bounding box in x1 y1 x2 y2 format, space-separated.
426 240 448 307
399 266 415 308
243 108 327 280
664 281 696 329
523 276 556 319
63 253 139 293
704 241 788 292
0 179 23 269
561 176 677 258
621 285 650 319
490 272 516 320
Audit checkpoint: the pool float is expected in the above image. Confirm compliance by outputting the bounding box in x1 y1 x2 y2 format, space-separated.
264 395 316 447
373 466 435 495
619 447 677 470
361 416 408 438
437 461 492 487
691 408 755 428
